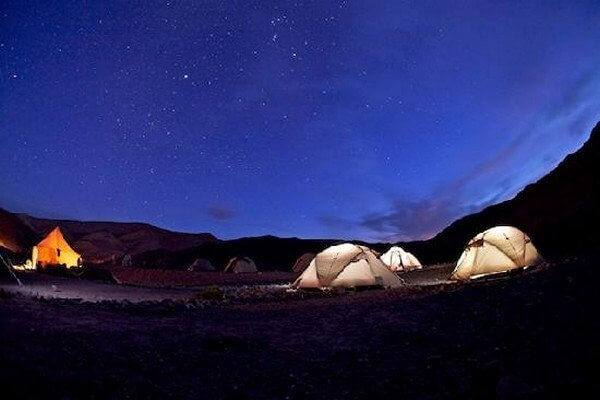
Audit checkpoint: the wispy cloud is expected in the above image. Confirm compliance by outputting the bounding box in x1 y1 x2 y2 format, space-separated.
207 205 235 220
318 69 600 242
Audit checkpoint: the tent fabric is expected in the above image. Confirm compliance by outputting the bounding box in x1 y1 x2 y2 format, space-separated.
451 226 543 280
292 252 315 273
380 246 422 271
121 254 133 267
224 256 257 273
33 227 82 269
293 243 403 289
188 258 215 272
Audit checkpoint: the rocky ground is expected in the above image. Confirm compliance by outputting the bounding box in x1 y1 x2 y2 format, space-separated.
110 267 297 288
0 259 598 399
0 270 300 303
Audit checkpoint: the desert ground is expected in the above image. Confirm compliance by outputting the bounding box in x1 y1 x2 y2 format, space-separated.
1 260 598 399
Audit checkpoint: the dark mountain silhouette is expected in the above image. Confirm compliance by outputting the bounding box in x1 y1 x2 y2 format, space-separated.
150 121 599 270
405 121 600 264
2 121 598 270
130 236 375 271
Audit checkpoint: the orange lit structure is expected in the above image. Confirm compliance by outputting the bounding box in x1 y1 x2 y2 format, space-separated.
32 227 82 269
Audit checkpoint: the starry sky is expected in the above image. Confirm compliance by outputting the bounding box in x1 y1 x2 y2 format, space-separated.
1 1 599 241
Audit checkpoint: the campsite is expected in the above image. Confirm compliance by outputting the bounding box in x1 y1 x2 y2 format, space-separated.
2 1 600 399
2 122 600 400
1 257 597 399
1 121 600 398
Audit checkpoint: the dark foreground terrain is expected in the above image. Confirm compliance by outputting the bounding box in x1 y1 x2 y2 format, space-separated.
1 260 598 399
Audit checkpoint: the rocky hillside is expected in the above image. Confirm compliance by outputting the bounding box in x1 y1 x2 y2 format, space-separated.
141 121 600 270
3 121 598 269
407 121 600 264
16 214 218 263
0 208 39 254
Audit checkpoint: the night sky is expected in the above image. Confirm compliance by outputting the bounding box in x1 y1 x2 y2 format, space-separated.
1 1 599 241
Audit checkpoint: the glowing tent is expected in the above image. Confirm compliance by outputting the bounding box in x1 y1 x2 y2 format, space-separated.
451 226 543 280
32 227 82 269
224 256 257 273
380 246 422 272
293 243 403 289
291 252 315 273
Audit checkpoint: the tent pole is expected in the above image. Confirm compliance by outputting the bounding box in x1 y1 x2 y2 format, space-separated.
0 253 22 286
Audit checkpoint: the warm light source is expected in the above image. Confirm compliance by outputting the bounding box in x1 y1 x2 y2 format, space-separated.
12 259 36 271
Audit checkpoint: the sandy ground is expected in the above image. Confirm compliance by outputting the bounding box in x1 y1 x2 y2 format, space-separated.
1 260 598 399
0 272 195 302
0 271 299 303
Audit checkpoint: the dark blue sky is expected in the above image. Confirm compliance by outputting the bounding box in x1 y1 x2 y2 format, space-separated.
1 1 599 241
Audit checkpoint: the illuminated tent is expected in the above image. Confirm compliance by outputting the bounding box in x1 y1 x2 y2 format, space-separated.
451 226 543 280
188 258 215 272
292 252 315 273
223 256 257 273
32 227 82 269
293 243 403 289
380 246 422 272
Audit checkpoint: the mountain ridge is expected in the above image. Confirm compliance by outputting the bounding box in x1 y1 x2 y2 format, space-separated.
13 213 218 263
2 120 598 269
405 121 600 263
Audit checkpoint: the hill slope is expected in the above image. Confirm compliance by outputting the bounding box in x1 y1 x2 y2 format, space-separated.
17 214 218 263
3 121 598 269
0 208 40 254
156 121 600 270
131 236 348 271
408 121 600 264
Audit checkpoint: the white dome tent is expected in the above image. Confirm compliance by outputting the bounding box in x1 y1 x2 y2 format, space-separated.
293 243 403 290
380 246 422 272
451 226 543 280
